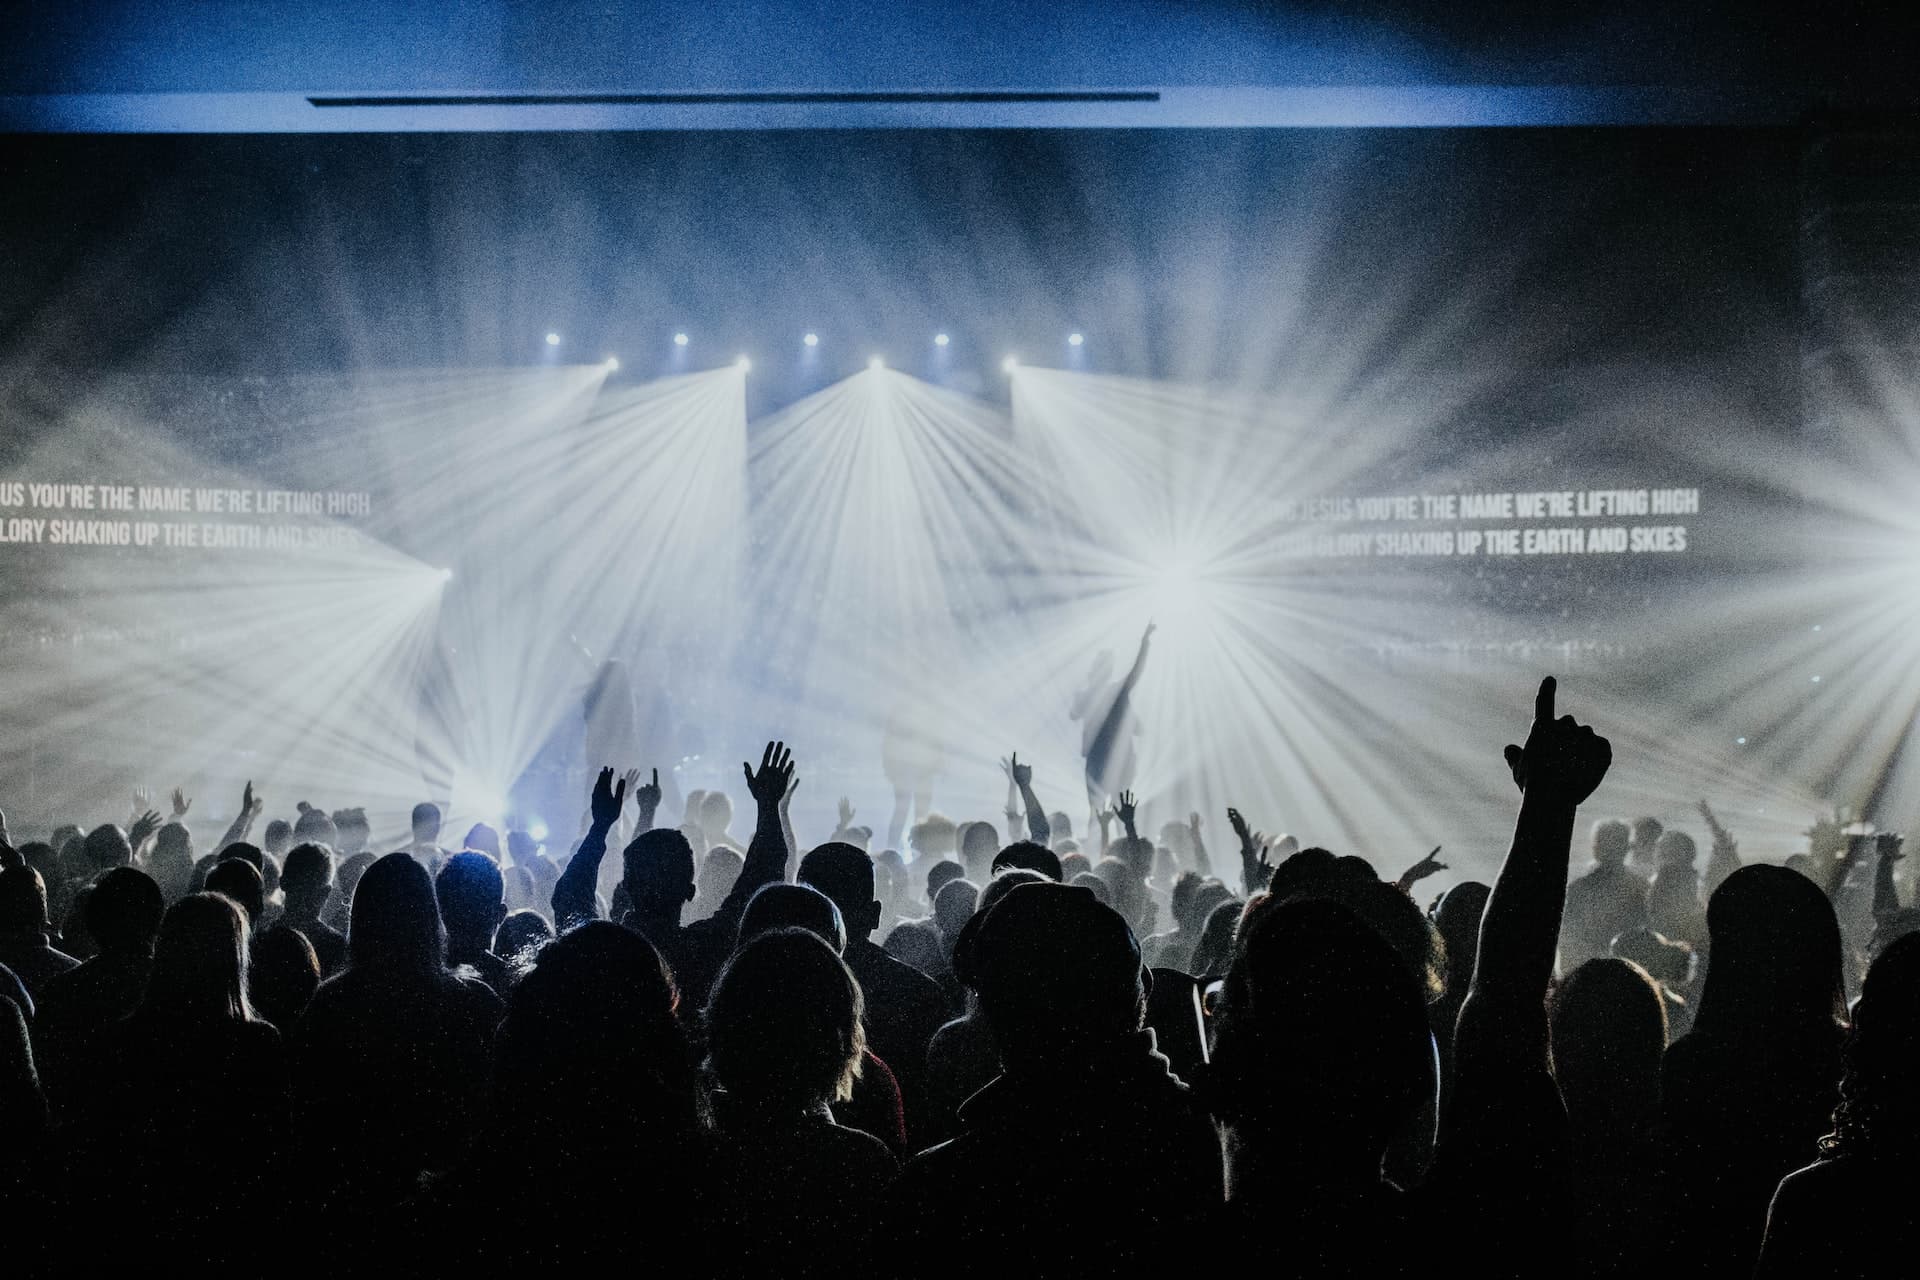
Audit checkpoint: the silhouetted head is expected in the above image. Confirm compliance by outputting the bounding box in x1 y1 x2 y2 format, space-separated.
1048 811 1073 842
0 867 51 937
1212 898 1433 1171
1189 897 1246 977
1170 871 1205 932
1824 932 1920 1158
1655 830 1697 869
1550 958 1667 1132
956 882 1147 1073
463 823 502 859
20 843 66 914
411 802 443 845
911 814 958 860
1433 881 1492 994
924 858 965 905
708 927 865 1112
144 893 254 1021
1093 856 1149 932
83 824 132 875
933 878 979 951
1696 863 1845 1041
1070 871 1113 906
1629 817 1663 853
1059 852 1091 882
348 851 447 974
436 851 507 948
1610 927 1694 987
293 807 337 847
1113 836 1155 881
494 909 554 974
262 819 293 858
980 869 1049 919
281 842 334 918
797 842 881 942
960 822 1000 879
252 924 320 1027
506 829 540 866
694 846 744 909
85 867 164 957
620 828 697 920
741 881 845 953
698 792 733 841
992 840 1063 882
1590 820 1631 867
222 842 266 874
331 808 371 855
883 919 948 977
1268 859 1445 1000
147 824 195 901
204 858 265 923
496 921 696 1136
334 850 376 908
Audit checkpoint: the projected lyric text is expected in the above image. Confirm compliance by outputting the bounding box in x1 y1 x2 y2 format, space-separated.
1275 486 1700 559
0 480 374 553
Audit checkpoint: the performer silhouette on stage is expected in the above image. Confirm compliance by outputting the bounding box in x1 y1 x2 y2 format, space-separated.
1071 622 1153 830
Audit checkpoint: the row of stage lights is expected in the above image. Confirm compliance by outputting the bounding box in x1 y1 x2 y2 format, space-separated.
544 329 1084 373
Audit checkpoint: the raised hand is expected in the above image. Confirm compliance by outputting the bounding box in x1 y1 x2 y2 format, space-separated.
1500 676 1610 808
620 767 642 801
171 787 193 819
838 796 855 829
243 780 263 817
127 809 164 850
1877 831 1906 863
744 741 796 809
589 767 627 829
632 767 663 816
1005 753 1034 789
1396 846 1449 890
132 787 152 817
1115 790 1138 831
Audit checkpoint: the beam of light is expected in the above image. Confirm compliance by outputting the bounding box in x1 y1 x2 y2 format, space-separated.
0 377 457 834
986 366 1824 869
742 366 1048 827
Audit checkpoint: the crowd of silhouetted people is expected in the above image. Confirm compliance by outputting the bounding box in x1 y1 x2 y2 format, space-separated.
3 679 1919 1276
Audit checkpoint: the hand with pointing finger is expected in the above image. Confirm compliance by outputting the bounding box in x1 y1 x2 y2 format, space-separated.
1501 676 1610 808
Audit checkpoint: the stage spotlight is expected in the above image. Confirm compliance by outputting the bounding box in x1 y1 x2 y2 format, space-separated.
804 332 819 347
545 332 561 346
934 333 951 347
604 356 620 371
736 355 752 372
673 332 690 347
869 356 885 370
1002 355 1020 374
1068 332 1084 347
527 818 550 842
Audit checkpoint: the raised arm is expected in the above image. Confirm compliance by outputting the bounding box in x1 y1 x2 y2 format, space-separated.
1005 754 1050 845
1395 846 1448 895
1118 623 1154 697
1457 677 1611 1077
552 767 626 930
1115 790 1140 845
711 741 797 929
214 781 264 856
1228 807 1273 897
